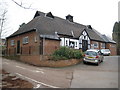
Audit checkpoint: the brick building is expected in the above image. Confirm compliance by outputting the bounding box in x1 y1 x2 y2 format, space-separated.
6 11 116 59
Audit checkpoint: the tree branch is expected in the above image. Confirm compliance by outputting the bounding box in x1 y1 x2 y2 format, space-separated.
11 0 34 10
0 10 7 38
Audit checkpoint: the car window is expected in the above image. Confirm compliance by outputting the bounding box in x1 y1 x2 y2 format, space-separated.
101 49 105 52
101 49 110 52
105 49 110 52
85 51 97 56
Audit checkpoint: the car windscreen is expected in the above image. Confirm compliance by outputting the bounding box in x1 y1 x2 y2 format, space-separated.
105 49 110 52
85 51 97 56
101 49 110 52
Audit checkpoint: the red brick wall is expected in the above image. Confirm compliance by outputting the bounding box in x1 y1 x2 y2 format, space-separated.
20 55 41 65
7 31 39 55
90 41 100 49
44 39 60 55
90 40 116 55
20 55 82 67
106 43 116 55
7 31 60 56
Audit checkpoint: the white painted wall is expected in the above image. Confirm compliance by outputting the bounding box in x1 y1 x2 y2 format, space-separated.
60 38 79 49
60 38 64 46
69 39 79 49
79 30 91 49
60 30 91 50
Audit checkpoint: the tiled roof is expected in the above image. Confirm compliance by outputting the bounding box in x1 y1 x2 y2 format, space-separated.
8 11 111 43
86 28 105 42
102 35 116 43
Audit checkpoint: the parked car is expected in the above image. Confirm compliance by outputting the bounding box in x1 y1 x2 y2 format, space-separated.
100 49 111 56
83 49 104 66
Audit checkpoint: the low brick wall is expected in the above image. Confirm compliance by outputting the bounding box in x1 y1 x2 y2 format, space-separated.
38 59 83 67
20 55 42 65
20 55 83 67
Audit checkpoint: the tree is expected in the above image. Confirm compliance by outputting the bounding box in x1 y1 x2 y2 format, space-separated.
113 21 120 55
0 10 7 38
113 22 118 32
0 0 8 39
11 0 35 10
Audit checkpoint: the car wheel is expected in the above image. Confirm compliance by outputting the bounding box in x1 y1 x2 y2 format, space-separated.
101 57 104 62
96 61 100 66
83 61 86 64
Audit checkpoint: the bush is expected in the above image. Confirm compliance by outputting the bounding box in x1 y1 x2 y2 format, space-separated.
51 46 83 60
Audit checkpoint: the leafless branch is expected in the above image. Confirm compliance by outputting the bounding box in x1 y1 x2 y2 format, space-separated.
11 0 35 10
0 10 7 38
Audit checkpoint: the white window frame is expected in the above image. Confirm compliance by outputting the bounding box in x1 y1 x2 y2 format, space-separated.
34 36 37 43
11 40 15 46
23 36 29 44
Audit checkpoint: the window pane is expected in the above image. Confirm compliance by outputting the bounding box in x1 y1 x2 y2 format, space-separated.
23 36 29 44
11 40 15 46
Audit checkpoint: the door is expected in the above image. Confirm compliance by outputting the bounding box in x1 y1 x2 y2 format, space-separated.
17 40 20 54
82 40 88 52
39 40 43 55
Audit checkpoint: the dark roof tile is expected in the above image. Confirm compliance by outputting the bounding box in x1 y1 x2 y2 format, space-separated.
8 11 109 43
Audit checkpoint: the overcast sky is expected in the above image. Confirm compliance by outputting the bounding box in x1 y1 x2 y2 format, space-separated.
0 0 119 38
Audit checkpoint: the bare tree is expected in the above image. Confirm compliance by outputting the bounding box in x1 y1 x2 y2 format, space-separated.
11 0 35 10
0 10 7 39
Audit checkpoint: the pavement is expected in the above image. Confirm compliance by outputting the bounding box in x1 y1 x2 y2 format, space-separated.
1 56 119 88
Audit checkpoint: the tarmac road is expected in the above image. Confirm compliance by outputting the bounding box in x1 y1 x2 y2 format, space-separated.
1 56 119 88
70 56 118 88
1 57 72 88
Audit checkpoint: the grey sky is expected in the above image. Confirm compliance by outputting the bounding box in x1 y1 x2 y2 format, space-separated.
1 0 119 38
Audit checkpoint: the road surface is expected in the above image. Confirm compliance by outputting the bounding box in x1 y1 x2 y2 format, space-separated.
1 56 119 88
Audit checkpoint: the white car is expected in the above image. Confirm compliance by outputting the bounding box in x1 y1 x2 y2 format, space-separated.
100 49 111 56
83 49 104 66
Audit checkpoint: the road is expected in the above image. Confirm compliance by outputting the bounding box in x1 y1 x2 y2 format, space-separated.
1 57 72 88
70 56 118 88
1 56 119 88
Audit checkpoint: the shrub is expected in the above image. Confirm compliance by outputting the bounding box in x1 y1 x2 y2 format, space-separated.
51 46 83 60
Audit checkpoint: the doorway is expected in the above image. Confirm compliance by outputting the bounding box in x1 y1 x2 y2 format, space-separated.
82 40 88 52
17 40 20 54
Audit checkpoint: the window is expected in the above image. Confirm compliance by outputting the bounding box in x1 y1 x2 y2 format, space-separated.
69 41 75 48
94 42 98 48
66 40 68 46
75 42 77 47
11 40 15 46
23 36 29 44
34 36 37 43
110 44 115 48
101 43 105 48
85 51 97 56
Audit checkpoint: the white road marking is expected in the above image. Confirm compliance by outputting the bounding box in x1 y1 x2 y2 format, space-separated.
33 84 41 88
16 73 59 88
15 65 44 74
16 66 26 69
36 68 43 71
35 70 44 74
